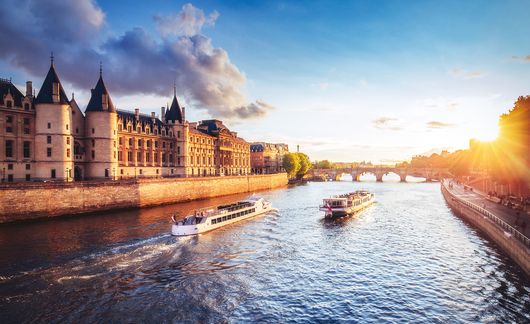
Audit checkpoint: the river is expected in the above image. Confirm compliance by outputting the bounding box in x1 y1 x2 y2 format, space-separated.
0 181 528 323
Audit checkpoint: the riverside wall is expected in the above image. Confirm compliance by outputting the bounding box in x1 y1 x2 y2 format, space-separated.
0 173 288 223
441 184 530 277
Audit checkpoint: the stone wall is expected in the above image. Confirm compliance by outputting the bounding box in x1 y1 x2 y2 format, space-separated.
441 185 530 277
0 173 288 223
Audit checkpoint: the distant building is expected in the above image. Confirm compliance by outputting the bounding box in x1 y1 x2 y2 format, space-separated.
250 142 289 174
0 58 250 182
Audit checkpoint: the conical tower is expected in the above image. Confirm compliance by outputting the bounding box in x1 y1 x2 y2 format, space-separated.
84 63 118 179
165 84 188 176
34 54 74 181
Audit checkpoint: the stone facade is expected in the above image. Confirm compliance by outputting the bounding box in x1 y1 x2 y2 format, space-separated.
250 142 289 174
1 59 251 182
0 173 288 223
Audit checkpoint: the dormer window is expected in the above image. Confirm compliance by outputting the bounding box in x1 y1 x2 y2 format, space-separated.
102 94 108 110
6 100 12 108
52 82 60 103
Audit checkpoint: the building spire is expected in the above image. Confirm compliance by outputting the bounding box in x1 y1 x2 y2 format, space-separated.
173 80 176 97
99 61 102 77
50 52 54 66
72 92 75 100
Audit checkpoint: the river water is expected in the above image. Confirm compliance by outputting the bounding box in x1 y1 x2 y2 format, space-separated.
0 181 528 323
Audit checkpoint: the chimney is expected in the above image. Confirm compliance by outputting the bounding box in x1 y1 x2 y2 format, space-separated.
26 81 32 97
297 145 300 153
161 106 166 119
151 111 156 123
134 108 139 117
182 107 186 122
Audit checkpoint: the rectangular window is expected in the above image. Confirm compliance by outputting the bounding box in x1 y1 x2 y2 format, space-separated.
118 151 122 161
47 147 52 157
51 169 56 178
47 136 52 144
5 126 12 133
6 116 13 123
66 124 69 130
129 138 133 146
155 141 158 148
7 174 13 182
177 157 180 165
114 141 116 148
177 146 180 155
128 151 132 162
146 153 150 162
76 128 79 134
162 142 166 148
137 152 141 162
23 141 30 158
92 139 95 147
66 137 70 145
5 140 13 157
26 164 30 170
26 174 30 181
24 128 30 134
119 137 123 145
91 150 95 159
138 139 142 147
177 131 181 138
147 140 151 148
47 122 51 129
92 128 95 134
23 118 30 125
66 148 70 158
7 164 13 170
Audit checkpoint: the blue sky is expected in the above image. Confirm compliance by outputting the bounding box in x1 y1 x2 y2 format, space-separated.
2 0 530 162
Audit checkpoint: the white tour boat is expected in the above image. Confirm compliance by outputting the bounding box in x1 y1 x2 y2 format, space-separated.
171 197 274 236
319 190 375 218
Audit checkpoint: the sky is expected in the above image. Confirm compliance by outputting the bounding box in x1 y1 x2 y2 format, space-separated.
1 0 530 163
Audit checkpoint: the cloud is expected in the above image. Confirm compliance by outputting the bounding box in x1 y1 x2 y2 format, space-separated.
154 3 219 37
449 68 484 79
372 117 402 131
511 55 530 62
426 121 455 129
0 1 271 120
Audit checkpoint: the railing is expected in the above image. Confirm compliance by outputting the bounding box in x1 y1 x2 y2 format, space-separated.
442 180 530 248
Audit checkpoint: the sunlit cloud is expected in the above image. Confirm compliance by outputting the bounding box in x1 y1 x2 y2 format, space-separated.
426 121 456 129
449 68 485 79
510 54 530 62
373 117 403 131
0 1 272 120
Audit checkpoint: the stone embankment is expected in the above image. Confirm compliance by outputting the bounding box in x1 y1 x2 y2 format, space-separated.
441 180 530 276
0 173 288 223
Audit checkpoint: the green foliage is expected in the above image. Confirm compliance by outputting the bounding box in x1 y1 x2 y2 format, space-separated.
283 153 301 178
296 153 311 179
315 160 333 169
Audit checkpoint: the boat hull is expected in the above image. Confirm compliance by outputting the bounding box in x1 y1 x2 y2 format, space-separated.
319 198 374 218
171 203 273 236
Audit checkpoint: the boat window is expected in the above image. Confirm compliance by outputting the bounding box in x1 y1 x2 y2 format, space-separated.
212 219 217 225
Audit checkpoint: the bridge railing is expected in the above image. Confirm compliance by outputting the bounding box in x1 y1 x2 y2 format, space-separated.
442 180 530 249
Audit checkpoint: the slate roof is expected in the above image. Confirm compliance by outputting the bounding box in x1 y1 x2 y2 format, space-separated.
165 95 183 123
250 143 265 152
34 63 70 105
85 75 116 112
0 78 25 107
117 110 164 133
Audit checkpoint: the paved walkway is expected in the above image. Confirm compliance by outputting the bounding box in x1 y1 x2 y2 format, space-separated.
444 180 530 239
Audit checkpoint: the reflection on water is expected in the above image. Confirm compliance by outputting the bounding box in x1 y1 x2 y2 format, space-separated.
0 182 528 323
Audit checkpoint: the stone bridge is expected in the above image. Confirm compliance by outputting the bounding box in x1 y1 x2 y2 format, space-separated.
310 167 449 182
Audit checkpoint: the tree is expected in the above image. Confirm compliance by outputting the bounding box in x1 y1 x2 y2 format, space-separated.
296 153 311 179
282 153 300 178
315 160 332 169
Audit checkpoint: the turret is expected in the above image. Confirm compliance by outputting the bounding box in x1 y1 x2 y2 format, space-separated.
34 54 74 181
164 84 187 176
84 63 118 179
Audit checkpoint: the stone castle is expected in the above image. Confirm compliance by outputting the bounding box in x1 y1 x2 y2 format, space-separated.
0 57 251 182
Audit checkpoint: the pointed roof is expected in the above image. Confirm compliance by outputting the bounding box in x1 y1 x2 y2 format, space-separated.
85 70 116 113
0 78 25 107
35 59 70 105
165 94 183 123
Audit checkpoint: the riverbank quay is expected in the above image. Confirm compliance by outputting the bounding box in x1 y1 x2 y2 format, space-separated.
441 179 530 276
0 173 288 223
